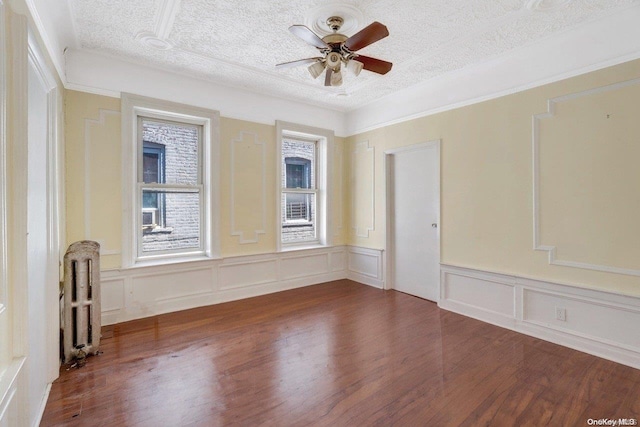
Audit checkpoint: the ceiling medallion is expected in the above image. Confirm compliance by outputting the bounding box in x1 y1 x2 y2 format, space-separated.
526 0 573 12
135 31 174 51
304 4 364 37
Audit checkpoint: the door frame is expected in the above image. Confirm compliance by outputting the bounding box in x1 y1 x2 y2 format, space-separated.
384 140 441 297
27 26 62 383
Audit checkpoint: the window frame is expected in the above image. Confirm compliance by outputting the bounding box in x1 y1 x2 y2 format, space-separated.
122 94 220 267
276 121 333 251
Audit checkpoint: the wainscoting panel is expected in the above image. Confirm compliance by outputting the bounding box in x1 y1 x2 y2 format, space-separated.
330 250 346 272
523 288 640 351
440 264 640 369
347 246 384 289
0 358 25 427
219 258 278 290
280 252 330 280
100 278 125 325
101 246 348 325
441 269 515 321
132 267 215 302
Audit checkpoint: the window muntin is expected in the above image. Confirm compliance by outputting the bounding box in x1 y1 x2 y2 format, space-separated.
137 118 204 257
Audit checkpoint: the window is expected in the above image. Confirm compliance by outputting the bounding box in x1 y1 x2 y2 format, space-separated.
276 121 333 249
282 147 315 235
122 94 220 265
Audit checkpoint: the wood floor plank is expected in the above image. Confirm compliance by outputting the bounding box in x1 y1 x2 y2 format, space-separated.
41 280 640 426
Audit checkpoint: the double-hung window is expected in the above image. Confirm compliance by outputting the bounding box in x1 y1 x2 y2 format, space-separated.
122 94 220 265
277 121 333 250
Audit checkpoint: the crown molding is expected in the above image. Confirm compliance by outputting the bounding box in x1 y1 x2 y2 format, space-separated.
345 4 640 136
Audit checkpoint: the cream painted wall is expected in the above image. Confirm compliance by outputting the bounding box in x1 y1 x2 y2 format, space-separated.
346 59 640 297
65 90 121 269
64 90 347 267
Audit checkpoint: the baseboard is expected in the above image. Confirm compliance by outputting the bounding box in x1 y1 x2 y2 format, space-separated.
100 246 348 324
33 382 51 427
440 264 640 370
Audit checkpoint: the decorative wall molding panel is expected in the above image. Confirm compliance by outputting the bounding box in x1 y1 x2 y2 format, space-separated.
101 246 348 325
347 246 384 289
84 109 121 256
333 140 343 237
532 78 640 277
230 131 266 244
440 264 640 370
351 141 375 238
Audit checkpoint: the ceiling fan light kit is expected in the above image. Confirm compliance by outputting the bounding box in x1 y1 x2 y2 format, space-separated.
347 59 363 76
308 61 326 79
276 15 393 87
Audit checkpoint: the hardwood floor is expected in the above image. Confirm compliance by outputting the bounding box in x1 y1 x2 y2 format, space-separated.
42 280 640 426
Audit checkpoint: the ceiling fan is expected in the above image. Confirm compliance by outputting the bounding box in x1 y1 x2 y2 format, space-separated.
276 16 393 87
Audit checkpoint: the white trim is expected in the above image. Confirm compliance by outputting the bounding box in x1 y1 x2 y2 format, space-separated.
275 121 334 251
64 81 120 99
532 78 640 277
0 0 7 314
351 140 375 238
440 264 640 370
154 0 181 39
384 141 441 294
65 49 348 136
84 109 121 255
230 131 266 244
22 0 66 83
0 357 25 425
100 246 348 325
121 93 220 267
32 383 51 427
9 9 28 360
345 4 640 136
135 0 181 50
333 140 343 236
27 22 62 387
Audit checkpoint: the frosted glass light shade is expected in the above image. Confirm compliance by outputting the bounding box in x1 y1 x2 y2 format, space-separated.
308 61 326 79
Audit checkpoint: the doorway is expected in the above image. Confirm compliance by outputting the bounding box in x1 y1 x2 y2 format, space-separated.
386 141 440 301
27 32 60 423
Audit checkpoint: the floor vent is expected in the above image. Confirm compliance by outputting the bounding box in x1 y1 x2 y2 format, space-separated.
63 241 101 363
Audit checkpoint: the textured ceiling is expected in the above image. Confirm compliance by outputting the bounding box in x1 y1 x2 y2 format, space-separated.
68 0 639 111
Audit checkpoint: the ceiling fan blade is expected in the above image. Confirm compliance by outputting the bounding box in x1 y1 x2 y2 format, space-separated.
289 25 330 50
355 55 393 75
275 57 323 69
324 68 333 87
344 22 389 52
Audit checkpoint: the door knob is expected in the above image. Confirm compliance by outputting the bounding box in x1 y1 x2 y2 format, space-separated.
432 223 438 228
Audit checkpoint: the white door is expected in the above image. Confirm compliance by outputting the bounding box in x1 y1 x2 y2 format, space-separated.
27 50 58 423
388 143 440 301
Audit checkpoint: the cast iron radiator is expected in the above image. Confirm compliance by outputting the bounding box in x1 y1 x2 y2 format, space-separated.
62 240 101 362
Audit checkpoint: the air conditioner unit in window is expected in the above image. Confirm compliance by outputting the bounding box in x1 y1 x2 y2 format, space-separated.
142 208 159 228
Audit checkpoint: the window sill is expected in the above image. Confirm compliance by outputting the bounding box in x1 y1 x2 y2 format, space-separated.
279 243 329 253
129 253 220 270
